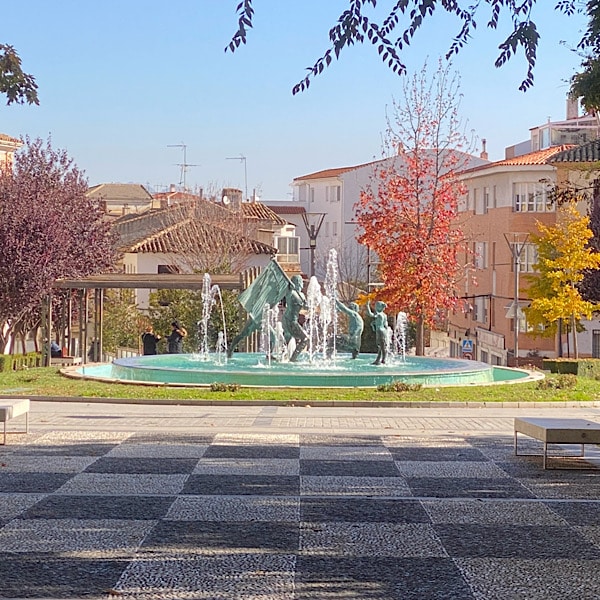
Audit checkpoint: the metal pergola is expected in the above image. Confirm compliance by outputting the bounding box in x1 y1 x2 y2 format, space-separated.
45 270 260 366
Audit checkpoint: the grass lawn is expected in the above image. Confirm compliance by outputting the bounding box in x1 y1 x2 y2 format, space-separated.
0 366 598 404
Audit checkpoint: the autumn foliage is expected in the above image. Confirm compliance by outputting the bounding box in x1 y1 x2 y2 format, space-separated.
525 201 600 358
0 138 115 353
355 62 472 355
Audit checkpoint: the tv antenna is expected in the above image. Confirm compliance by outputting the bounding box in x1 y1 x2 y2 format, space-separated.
226 154 248 201
167 143 199 191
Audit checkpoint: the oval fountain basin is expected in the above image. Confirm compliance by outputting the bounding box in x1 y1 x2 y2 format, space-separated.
72 353 516 388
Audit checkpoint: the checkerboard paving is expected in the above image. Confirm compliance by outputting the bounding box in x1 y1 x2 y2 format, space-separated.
1 431 600 599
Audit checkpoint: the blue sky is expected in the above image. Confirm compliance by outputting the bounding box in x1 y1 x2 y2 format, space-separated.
1 1 588 200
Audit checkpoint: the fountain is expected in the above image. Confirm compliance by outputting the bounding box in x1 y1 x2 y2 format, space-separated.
197 273 228 360
72 256 533 388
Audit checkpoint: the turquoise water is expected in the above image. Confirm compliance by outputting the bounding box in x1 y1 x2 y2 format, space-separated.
73 353 531 388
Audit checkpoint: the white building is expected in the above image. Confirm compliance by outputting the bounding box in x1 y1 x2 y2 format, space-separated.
288 152 489 282
113 200 296 308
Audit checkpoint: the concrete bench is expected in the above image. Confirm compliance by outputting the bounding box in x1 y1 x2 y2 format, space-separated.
0 399 30 444
514 417 600 469
50 356 82 366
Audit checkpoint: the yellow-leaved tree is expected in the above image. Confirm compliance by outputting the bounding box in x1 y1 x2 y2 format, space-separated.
526 201 600 358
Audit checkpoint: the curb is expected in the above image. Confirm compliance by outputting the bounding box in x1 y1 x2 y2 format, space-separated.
2 394 600 409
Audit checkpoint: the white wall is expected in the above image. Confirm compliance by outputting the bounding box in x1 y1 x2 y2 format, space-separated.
124 251 272 310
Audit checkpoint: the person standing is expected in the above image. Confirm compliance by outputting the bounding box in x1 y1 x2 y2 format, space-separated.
167 321 187 354
141 326 161 355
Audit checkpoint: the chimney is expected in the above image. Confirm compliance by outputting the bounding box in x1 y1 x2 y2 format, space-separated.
169 183 176 193
480 138 489 161
567 96 579 120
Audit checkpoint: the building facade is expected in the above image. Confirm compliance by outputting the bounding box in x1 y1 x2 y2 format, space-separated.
448 146 574 365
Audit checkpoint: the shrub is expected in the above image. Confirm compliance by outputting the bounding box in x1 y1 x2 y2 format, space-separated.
377 380 422 392
209 382 240 392
536 374 578 390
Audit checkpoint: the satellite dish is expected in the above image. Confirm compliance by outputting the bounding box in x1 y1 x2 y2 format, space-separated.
222 195 230 205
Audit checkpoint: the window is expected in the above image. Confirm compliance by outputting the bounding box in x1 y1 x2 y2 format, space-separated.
512 243 538 273
275 236 300 263
475 242 488 270
158 264 179 274
473 296 489 324
473 188 478 213
326 185 341 202
513 182 553 212
594 330 600 359
483 187 490 213
332 221 338 236
298 185 308 202
310 187 315 203
541 127 551 149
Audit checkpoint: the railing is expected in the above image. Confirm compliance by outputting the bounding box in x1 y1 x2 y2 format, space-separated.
103 347 140 362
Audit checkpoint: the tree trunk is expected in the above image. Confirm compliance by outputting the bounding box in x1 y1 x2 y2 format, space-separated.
572 314 579 359
557 318 563 357
415 315 425 356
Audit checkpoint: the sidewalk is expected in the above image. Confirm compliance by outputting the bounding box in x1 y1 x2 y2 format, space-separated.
1 401 600 599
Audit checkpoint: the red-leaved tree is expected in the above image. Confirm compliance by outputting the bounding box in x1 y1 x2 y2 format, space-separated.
356 62 476 355
0 137 115 353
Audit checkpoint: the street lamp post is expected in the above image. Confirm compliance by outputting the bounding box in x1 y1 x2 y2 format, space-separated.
504 233 529 367
301 212 326 278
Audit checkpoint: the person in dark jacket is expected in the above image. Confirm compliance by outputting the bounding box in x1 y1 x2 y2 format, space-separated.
141 326 161 355
167 321 187 353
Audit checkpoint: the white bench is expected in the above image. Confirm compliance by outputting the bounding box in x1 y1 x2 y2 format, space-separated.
514 417 600 469
0 399 30 444
50 356 82 366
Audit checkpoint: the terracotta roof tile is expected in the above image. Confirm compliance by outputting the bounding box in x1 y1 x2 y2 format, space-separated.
293 160 378 181
0 133 21 145
121 218 275 256
266 204 306 215
550 139 600 163
86 183 153 201
458 145 575 176
240 201 287 225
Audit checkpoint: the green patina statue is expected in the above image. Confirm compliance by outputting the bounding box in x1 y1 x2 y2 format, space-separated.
282 274 308 362
227 260 308 361
336 300 364 359
366 300 388 365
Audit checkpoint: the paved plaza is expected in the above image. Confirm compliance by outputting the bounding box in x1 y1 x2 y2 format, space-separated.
2 401 600 599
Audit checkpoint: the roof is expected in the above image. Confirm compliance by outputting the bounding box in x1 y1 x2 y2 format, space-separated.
121 218 276 256
0 133 21 145
265 204 306 215
112 201 236 244
152 190 201 201
550 140 600 163
294 152 489 182
458 145 575 176
293 161 378 182
86 183 154 202
240 201 287 225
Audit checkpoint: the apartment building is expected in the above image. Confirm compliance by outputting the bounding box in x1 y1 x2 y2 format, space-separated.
448 146 574 365
290 152 488 281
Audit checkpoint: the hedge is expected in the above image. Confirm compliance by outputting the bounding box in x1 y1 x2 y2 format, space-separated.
542 358 600 378
0 352 43 372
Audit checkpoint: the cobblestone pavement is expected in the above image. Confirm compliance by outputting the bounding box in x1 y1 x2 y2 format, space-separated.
1 401 600 599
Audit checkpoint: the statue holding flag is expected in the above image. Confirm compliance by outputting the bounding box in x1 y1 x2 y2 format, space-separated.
227 260 307 360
